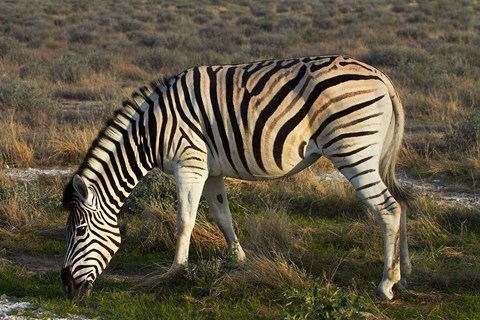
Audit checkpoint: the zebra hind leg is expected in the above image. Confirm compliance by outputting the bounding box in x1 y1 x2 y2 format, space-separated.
203 176 246 262
337 165 402 300
396 203 411 290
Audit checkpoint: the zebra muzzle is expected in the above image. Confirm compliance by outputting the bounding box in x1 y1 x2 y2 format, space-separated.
61 267 93 300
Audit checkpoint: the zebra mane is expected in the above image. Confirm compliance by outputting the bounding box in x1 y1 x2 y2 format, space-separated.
62 77 172 209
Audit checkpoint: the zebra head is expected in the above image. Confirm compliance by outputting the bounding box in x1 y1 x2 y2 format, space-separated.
61 174 121 300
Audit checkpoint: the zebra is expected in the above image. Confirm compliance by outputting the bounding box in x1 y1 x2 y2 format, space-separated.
61 55 412 301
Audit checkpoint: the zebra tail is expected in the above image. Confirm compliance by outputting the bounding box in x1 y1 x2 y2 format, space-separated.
379 83 414 208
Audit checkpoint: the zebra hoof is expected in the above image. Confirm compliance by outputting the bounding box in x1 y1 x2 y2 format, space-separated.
396 278 408 290
375 287 394 301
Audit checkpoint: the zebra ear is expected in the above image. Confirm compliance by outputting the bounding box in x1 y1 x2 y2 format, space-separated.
72 175 89 201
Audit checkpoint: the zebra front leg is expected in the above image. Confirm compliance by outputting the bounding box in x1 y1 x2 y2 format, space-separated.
172 170 207 268
202 176 246 262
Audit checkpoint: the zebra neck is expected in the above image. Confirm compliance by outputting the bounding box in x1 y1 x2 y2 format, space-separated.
78 94 159 214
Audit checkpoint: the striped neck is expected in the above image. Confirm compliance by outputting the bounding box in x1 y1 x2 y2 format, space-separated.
74 85 161 214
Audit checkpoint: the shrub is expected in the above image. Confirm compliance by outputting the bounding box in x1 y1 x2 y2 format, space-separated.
283 286 373 320
444 108 480 157
48 54 92 83
0 77 54 111
134 48 187 73
68 27 96 44
363 46 431 68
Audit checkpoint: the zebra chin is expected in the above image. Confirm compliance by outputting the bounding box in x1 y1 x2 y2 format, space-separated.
61 267 94 300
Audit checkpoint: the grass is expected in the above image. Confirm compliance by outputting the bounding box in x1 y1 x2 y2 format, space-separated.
1 169 480 319
0 0 479 319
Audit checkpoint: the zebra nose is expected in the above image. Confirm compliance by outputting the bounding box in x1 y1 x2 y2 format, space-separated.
61 267 75 299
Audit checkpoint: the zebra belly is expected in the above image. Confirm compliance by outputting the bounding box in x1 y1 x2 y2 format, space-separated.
216 152 322 181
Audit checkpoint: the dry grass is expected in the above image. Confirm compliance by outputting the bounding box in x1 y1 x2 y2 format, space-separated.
246 207 300 254
0 115 35 167
0 193 32 230
125 203 226 254
49 126 98 163
213 251 310 297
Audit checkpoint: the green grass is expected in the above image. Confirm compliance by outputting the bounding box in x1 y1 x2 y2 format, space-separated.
1 169 480 319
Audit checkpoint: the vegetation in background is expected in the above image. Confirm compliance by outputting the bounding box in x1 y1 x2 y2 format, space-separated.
0 0 479 319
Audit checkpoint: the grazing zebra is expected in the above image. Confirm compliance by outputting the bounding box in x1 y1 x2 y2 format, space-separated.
61 55 412 301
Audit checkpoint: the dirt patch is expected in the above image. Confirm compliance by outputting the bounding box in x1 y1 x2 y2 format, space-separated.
0 294 86 320
2 168 75 183
317 170 479 208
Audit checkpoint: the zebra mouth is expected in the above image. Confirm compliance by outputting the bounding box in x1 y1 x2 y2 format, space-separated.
69 280 93 302
61 267 93 301
78 280 93 300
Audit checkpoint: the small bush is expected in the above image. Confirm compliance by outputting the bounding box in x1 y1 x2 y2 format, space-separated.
363 46 431 68
0 77 54 111
68 27 96 44
444 109 480 157
283 285 373 320
134 48 187 73
48 54 92 83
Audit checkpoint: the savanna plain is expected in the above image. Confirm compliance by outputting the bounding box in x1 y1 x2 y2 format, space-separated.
0 0 479 319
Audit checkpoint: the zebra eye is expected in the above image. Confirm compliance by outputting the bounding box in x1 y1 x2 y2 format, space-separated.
76 225 87 237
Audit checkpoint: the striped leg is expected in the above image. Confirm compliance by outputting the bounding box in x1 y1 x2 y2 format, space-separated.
397 204 411 290
202 176 246 262
333 157 402 300
172 168 208 267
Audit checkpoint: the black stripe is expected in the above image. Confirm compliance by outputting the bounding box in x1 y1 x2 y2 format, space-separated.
384 201 398 211
253 65 308 172
165 88 178 155
356 180 381 192
153 88 168 171
172 77 212 153
193 67 219 154
139 93 156 168
87 153 126 204
136 109 153 170
180 74 199 122
180 146 207 157
82 167 121 212
273 71 312 168
339 60 374 72
330 144 375 158
71 239 115 267
241 60 293 129
377 196 394 207
99 136 134 186
337 156 374 171
348 169 376 181
108 121 143 179
179 127 207 154
225 66 252 175
184 156 203 162
207 67 238 175
95 143 133 194
180 165 207 171
147 95 158 167
311 95 385 142
72 264 100 279
366 188 388 200
309 56 335 72
325 112 384 137
323 131 378 149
